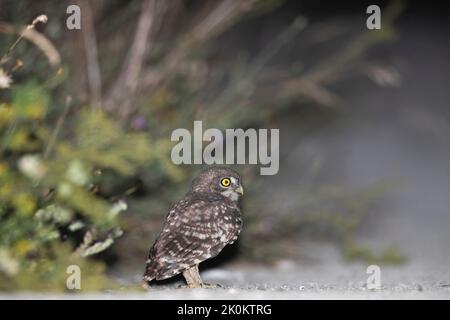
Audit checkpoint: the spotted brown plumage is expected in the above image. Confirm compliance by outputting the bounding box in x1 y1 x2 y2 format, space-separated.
143 167 243 288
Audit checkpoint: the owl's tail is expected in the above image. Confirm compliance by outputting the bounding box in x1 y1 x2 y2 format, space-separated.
143 267 157 282
143 263 156 283
142 248 158 283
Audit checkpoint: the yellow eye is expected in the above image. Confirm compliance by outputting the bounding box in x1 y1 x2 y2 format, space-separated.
220 178 231 187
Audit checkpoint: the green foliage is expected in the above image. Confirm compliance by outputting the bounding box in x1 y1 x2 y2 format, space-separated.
343 241 407 265
0 81 156 291
12 81 49 120
72 109 152 176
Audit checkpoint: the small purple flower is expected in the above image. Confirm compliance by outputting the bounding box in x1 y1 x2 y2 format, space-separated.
131 115 146 130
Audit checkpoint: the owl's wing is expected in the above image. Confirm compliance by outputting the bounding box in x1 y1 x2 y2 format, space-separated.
144 197 241 281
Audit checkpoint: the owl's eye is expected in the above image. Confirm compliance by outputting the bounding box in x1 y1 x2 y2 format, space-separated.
220 178 231 187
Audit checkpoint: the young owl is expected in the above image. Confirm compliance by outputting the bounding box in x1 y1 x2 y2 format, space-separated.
143 167 244 288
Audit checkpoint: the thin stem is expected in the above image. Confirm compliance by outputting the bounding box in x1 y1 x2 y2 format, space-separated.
0 119 18 154
44 96 72 159
0 14 48 66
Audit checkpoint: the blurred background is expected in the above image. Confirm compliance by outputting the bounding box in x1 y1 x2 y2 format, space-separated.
0 0 449 293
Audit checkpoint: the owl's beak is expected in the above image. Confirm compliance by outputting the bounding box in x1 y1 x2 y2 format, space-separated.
235 185 244 196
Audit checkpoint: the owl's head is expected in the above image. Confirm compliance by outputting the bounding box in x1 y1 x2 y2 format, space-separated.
191 167 244 201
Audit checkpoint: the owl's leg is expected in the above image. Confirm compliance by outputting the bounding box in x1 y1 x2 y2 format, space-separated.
182 265 222 289
182 265 202 288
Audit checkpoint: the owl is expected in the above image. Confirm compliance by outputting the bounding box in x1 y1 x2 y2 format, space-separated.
143 167 244 288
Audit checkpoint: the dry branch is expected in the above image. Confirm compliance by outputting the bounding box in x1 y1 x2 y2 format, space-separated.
0 22 61 67
140 0 256 91
105 0 160 118
78 0 102 108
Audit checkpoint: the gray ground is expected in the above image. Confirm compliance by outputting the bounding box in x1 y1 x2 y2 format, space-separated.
2 245 450 300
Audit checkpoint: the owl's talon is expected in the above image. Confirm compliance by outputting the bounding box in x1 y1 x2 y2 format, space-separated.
177 284 190 289
201 282 221 289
